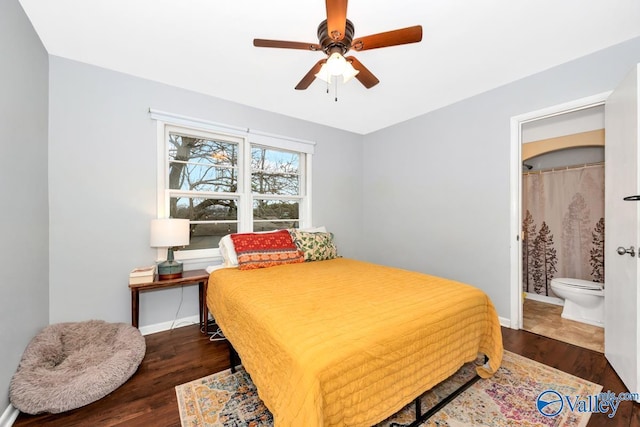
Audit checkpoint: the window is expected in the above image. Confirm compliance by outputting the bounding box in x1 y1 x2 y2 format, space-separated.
251 146 302 231
166 128 241 252
151 110 314 262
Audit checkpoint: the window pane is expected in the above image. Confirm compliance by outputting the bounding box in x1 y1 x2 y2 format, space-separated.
171 197 237 250
253 199 299 230
251 147 300 195
169 162 236 192
187 223 237 250
169 133 238 193
170 197 238 221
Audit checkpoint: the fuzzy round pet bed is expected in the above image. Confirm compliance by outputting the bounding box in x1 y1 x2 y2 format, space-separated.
10 320 146 414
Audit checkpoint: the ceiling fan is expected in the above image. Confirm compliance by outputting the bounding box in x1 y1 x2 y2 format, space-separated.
253 0 423 90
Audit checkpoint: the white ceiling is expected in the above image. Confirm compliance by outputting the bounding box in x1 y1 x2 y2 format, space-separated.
19 0 640 134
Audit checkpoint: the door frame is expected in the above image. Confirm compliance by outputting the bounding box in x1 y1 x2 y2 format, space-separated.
509 91 611 329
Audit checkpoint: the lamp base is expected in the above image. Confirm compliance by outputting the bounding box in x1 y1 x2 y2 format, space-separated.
157 259 183 280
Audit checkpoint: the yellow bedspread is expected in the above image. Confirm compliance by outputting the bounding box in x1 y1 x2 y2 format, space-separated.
207 258 503 427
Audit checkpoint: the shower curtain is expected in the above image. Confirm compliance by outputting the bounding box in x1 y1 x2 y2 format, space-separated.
522 164 604 296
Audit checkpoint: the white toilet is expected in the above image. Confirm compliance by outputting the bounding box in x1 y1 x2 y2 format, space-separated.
550 278 604 327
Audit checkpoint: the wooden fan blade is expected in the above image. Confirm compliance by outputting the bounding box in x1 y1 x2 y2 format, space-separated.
351 25 423 51
254 39 321 51
346 56 379 88
295 59 327 90
326 0 348 41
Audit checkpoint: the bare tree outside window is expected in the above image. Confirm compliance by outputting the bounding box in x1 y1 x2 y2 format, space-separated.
251 147 300 195
251 147 301 231
166 135 303 250
168 133 239 249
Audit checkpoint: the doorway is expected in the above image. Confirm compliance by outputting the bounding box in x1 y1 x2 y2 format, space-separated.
521 112 605 351
509 93 611 350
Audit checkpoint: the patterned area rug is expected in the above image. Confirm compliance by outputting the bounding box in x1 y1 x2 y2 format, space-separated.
175 351 601 427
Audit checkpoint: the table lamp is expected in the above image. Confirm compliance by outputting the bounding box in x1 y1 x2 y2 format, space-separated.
150 218 190 280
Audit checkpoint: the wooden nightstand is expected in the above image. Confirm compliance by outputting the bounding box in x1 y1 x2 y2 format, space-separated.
128 269 210 334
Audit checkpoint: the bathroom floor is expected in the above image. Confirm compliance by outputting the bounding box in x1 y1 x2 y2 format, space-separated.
523 298 604 353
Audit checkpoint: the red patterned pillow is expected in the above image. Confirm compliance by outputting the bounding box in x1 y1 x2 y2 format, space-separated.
230 230 304 270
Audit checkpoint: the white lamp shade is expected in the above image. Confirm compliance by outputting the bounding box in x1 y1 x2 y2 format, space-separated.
315 55 360 84
315 63 331 83
150 218 190 247
342 61 360 83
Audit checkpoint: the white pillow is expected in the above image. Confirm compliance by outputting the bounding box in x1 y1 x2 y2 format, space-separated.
219 234 238 267
218 226 327 267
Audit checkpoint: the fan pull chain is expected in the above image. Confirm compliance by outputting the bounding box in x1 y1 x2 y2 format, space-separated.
334 77 338 102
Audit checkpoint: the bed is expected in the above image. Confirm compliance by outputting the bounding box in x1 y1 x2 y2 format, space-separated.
207 250 503 426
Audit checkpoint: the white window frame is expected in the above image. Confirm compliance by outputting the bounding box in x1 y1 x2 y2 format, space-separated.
150 109 315 266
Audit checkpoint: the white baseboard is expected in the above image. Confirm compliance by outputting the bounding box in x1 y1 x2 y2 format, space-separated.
525 292 564 306
138 314 200 336
0 404 19 427
498 316 511 328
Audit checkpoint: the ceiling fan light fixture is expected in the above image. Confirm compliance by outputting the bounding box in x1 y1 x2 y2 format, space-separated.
326 52 347 76
315 54 359 84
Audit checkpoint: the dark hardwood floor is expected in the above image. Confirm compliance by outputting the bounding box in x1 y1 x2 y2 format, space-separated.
13 325 640 426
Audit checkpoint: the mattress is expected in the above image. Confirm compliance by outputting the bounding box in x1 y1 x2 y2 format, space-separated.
207 258 503 426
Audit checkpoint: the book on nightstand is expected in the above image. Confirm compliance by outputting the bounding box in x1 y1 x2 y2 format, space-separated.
129 265 156 284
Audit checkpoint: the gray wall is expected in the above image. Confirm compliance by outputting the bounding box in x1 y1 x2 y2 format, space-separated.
0 0 49 415
48 56 363 327
361 36 640 320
